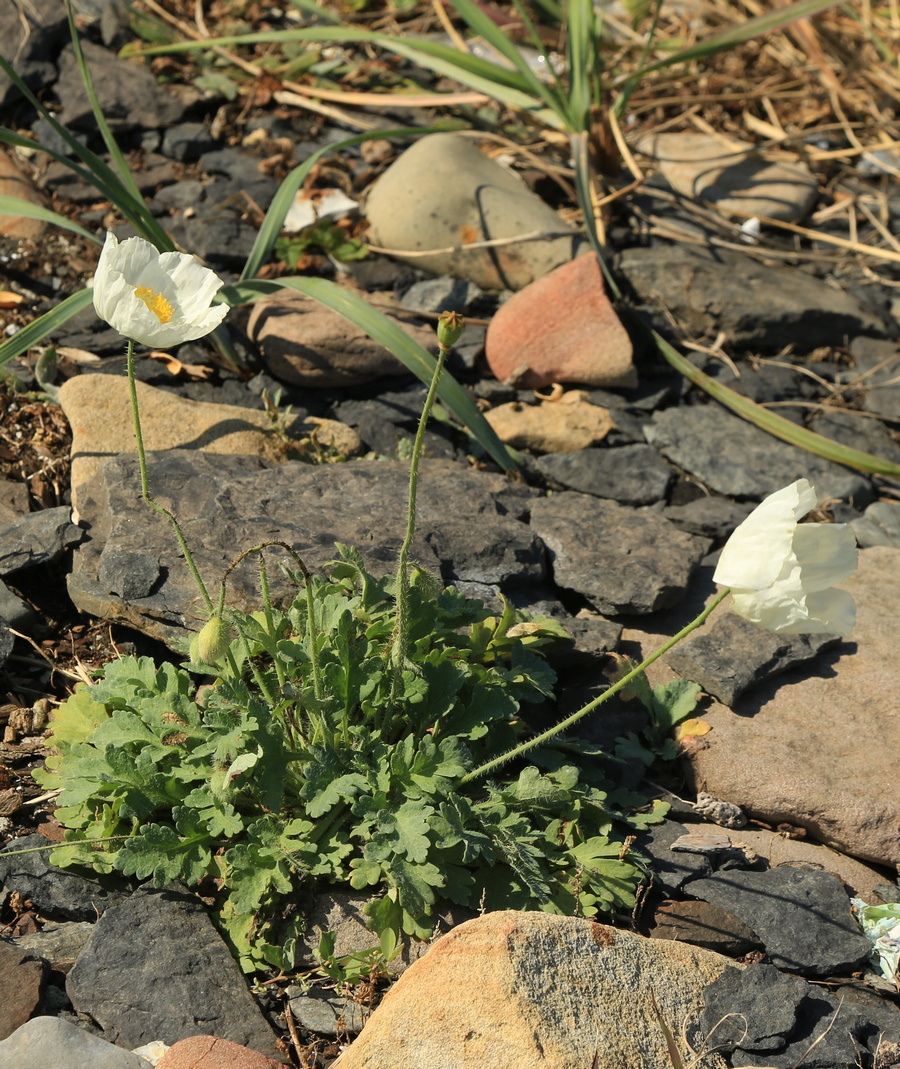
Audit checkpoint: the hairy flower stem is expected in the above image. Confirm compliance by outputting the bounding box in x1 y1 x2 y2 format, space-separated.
389 345 448 688
460 589 731 784
125 338 213 613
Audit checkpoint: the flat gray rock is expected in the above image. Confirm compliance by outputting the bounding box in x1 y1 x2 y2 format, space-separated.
0 507 82 577
0 1016 150 1069
852 501 900 548
66 886 281 1057
0 834 130 922
0 0 67 106
529 493 709 614
645 404 872 502
536 445 672 506
68 453 544 646
663 496 755 539
687 867 872 977
621 245 883 352
664 612 840 705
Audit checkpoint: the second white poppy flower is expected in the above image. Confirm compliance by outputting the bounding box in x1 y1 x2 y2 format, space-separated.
714 478 858 636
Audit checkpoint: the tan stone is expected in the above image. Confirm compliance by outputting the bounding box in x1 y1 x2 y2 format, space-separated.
484 390 614 453
0 148 48 240
333 912 733 1069
157 1035 285 1069
636 132 817 222
680 547 900 869
365 133 584 290
59 375 287 506
246 290 437 388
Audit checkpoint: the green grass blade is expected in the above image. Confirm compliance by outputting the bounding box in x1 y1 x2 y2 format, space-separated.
613 0 844 85
446 0 566 116
566 0 599 131
0 195 101 243
241 125 456 282
569 132 620 299
651 328 900 478
126 28 559 120
0 288 96 369
220 278 518 471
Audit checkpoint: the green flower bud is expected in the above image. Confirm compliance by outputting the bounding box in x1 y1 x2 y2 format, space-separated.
436 311 465 349
195 615 231 664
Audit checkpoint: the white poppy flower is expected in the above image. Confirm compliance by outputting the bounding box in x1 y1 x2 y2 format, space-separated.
92 232 228 348
714 478 858 636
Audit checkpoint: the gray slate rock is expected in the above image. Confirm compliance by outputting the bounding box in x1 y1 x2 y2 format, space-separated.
621 245 883 352
687 867 872 977
0 507 82 577
56 41 190 130
0 620 12 669
808 408 900 465
0 479 29 525
160 122 216 162
702 965 873 1069
650 898 761 956
0 0 68 105
0 1016 151 1069
529 493 709 614
66 886 281 1057
401 277 482 315
68 453 543 646
848 337 900 421
12 921 95 968
852 501 900 548
288 989 366 1036
0 834 130 921
536 445 672 506
637 820 713 893
664 613 840 705
645 404 873 503
663 496 756 539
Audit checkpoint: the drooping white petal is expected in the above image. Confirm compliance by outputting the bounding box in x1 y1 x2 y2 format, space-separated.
790 523 858 593
729 584 808 633
802 588 856 636
713 479 817 590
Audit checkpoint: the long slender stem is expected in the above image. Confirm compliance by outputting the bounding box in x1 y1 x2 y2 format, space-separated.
390 345 448 675
125 338 214 613
460 589 731 784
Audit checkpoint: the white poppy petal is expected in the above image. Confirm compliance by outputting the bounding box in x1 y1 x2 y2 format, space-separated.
91 232 227 348
713 479 816 590
791 523 858 592
799 588 856 636
729 584 808 632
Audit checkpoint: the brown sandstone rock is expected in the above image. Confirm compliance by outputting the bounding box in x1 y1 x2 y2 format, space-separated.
0 148 48 241
485 255 636 389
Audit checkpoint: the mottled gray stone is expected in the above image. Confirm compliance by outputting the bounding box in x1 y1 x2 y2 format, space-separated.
0 1016 150 1069
702 965 876 1069
288 990 366 1036
0 507 81 576
66 886 281 1057
687 867 872 977
160 122 216 162
0 0 67 105
664 612 840 705
645 404 873 503
621 245 883 352
852 501 900 548
68 453 544 647
536 445 672 506
0 835 130 921
808 408 900 465
529 493 708 614
663 496 755 539
0 621 12 669
12 921 95 968
401 277 482 315
97 552 162 601
636 820 713 893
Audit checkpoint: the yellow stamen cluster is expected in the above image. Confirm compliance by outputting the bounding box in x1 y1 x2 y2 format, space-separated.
134 286 174 324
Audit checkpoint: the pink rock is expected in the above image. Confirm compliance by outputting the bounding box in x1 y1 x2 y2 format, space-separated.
485 255 636 389
157 1034 287 1069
